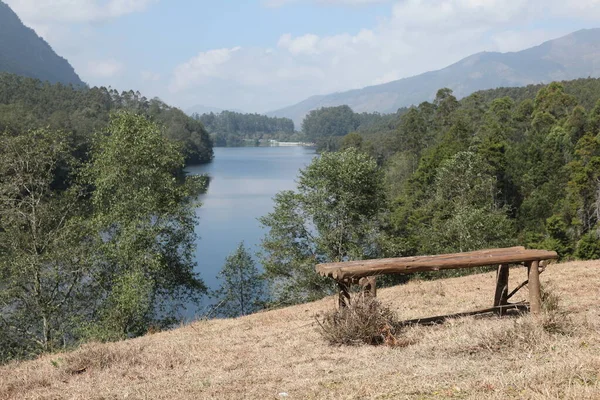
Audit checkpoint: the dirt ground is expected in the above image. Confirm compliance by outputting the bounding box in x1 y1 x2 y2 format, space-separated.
1 260 599 399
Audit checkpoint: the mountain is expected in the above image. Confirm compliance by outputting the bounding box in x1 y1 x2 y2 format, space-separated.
0 1 84 86
269 28 600 128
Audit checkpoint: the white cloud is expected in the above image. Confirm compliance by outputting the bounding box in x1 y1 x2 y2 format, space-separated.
278 34 320 55
141 70 161 81
4 0 157 24
263 0 391 7
87 60 124 78
170 47 242 92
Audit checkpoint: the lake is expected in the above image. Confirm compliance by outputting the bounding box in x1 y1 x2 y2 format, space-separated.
185 146 316 316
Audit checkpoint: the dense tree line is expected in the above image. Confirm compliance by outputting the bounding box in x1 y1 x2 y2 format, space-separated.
301 105 404 152
0 73 213 164
381 82 600 261
0 112 207 363
195 110 297 146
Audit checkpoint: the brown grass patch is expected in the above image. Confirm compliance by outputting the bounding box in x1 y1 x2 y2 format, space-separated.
1 260 599 399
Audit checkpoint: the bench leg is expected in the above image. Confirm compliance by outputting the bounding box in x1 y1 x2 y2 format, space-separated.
337 281 350 309
493 264 510 315
527 260 542 315
359 276 377 298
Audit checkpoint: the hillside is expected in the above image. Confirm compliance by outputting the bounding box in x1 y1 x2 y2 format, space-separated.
0 1 84 86
270 28 600 127
1 260 598 399
0 73 213 165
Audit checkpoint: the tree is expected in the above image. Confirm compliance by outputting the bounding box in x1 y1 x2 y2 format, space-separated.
259 148 387 305
85 112 207 339
301 105 359 143
212 243 265 317
422 151 514 255
0 112 209 362
0 128 94 361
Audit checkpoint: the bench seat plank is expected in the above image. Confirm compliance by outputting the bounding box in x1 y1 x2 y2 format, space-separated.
316 247 558 281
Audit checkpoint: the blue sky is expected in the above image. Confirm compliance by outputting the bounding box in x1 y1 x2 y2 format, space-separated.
5 0 600 114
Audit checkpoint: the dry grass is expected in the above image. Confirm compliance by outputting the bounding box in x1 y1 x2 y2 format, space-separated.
1 260 599 399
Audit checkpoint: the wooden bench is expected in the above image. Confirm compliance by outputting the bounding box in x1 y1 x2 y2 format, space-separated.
315 247 558 320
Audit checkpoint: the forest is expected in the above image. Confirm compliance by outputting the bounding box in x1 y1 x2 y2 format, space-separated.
257 78 600 305
0 73 213 164
195 110 298 146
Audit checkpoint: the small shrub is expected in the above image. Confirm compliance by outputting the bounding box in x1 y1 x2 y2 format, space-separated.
575 232 600 260
316 295 401 346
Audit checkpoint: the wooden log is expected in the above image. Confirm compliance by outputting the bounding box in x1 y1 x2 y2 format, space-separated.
528 260 542 315
337 281 350 309
316 247 558 281
398 303 530 327
359 276 377 297
493 264 510 315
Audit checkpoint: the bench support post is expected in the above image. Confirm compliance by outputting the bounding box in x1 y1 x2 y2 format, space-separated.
493 264 510 315
359 276 377 297
527 260 542 315
337 281 350 309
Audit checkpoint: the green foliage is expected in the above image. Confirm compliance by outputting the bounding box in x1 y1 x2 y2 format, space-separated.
575 231 600 260
260 148 387 305
212 243 266 318
378 81 600 265
422 152 515 255
89 270 155 341
302 105 359 143
0 113 206 363
196 110 296 146
0 73 213 165
84 112 206 339
0 128 93 360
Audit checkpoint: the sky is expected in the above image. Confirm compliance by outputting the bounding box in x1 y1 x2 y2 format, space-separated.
5 0 600 114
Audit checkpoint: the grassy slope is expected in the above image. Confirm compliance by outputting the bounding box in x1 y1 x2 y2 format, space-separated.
1 260 599 400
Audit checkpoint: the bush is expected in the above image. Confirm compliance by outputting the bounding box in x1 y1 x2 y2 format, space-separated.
575 232 600 260
316 295 401 346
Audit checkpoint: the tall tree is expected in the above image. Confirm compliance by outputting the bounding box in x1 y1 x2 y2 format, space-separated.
0 128 94 360
259 148 386 305
212 243 265 318
423 151 514 255
85 112 206 339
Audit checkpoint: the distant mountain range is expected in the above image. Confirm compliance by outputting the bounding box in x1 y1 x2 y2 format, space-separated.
0 1 84 86
269 28 600 128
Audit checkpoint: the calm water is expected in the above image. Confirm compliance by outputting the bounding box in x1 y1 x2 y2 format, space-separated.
185 146 316 316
